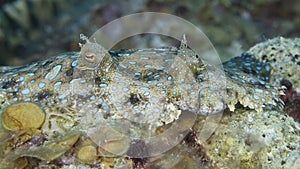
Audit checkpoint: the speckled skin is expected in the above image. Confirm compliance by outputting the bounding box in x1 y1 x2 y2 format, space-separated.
0 39 283 130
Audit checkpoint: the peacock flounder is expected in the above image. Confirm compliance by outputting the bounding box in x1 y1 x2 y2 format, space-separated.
0 35 282 123
0 35 284 167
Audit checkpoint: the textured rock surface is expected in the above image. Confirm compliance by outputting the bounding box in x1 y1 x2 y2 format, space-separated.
195 109 300 169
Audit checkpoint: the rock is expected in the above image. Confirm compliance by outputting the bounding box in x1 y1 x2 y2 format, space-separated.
77 145 98 163
195 109 300 169
1 102 45 131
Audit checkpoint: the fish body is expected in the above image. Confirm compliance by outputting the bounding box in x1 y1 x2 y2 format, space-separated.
0 40 282 129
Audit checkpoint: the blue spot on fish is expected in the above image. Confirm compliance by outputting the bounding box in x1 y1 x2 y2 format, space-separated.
44 64 62 81
21 88 30 95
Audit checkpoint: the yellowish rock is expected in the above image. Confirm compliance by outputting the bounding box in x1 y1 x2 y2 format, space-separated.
2 131 80 163
88 125 131 156
1 102 45 131
98 138 130 157
37 132 80 161
1 157 28 169
13 157 28 169
77 145 98 163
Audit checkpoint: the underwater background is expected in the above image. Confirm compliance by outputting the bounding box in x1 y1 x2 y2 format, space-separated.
0 0 299 65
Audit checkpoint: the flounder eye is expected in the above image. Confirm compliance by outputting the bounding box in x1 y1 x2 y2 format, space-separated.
85 53 96 62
